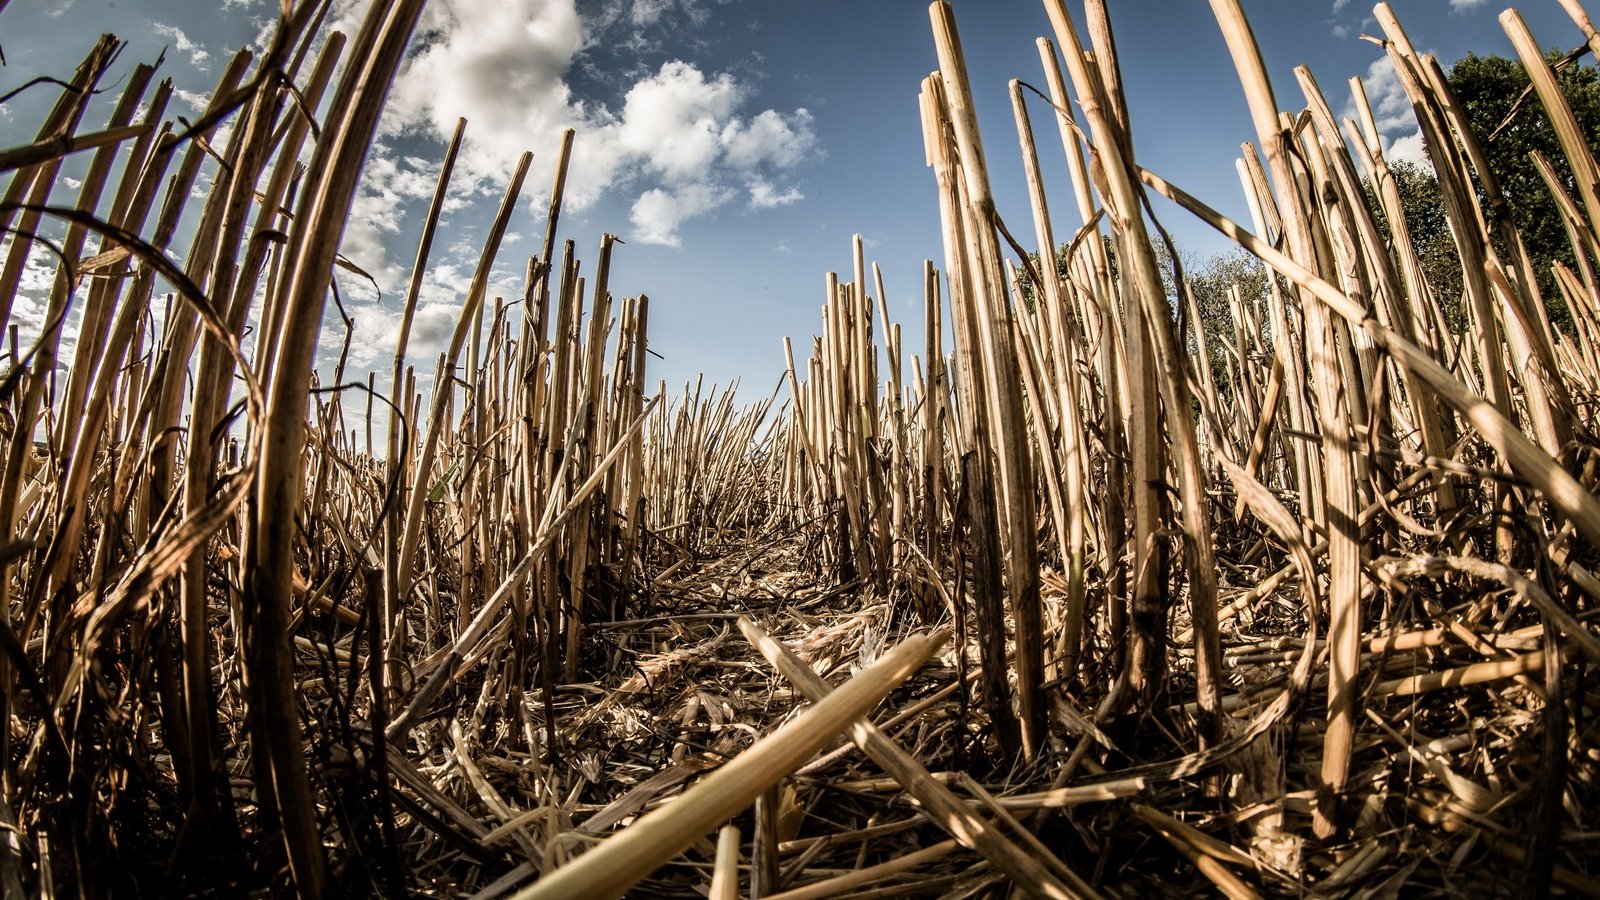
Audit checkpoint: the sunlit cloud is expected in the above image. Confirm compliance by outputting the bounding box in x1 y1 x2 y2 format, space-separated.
152 22 212 68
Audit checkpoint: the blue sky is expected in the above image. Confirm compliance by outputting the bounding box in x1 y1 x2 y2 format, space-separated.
1 0 1592 398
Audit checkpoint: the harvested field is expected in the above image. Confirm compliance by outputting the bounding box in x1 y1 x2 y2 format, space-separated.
2 0 1600 897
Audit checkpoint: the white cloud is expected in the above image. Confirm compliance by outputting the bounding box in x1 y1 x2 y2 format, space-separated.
616 61 743 182
334 151 480 370
748 179 803 209
318 0 819 376
152 23 211 68
723 108 816 171
173 88 210 112
352 256 523 373
588 0 714 55
1349 56 1419 140
356 0 815 245
378 0 590 188
346 145 441 255
341 293 462 373
1332 0 1350 12
1386 129 1433 171
628 0 678 28
630 183 732 247
1344 58 1434 171
0 237 76 364
1449 0 1490 10
247 13 280 55
15 241 57 297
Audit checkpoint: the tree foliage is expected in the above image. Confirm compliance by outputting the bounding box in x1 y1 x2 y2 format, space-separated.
1180 248 1270 387
1015 234 1176 310
1370 50 1600 331
1449 49 1600 294
1364 159 1465 326
1014 233 1267 390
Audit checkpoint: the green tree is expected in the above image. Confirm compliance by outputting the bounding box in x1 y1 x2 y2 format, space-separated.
1014 234 1174 311
1448 50 1600 325
1013 235 1265 390
1180 248 1270 390
1014 241 1075 312
1363 160 1465 327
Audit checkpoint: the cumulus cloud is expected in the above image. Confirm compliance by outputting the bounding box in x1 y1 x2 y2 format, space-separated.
1385 130 1432 170
336 266 473 372
748 179 803 209
1327 0 1357 38
631 183 733 247
1352 56 1416 136
377 0 589 184
319 0 817 378
339 181 415 287
173 87 210 112
11 240 58 298
361 0 816 244
152 23 211 68
1345 57 1434 171
724 108 816 171
617 62 742 181
344 145 442 255
332 145 490 370
0 237 78 366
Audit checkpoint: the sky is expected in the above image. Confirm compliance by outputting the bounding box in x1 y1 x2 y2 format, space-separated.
1 0 1594 406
